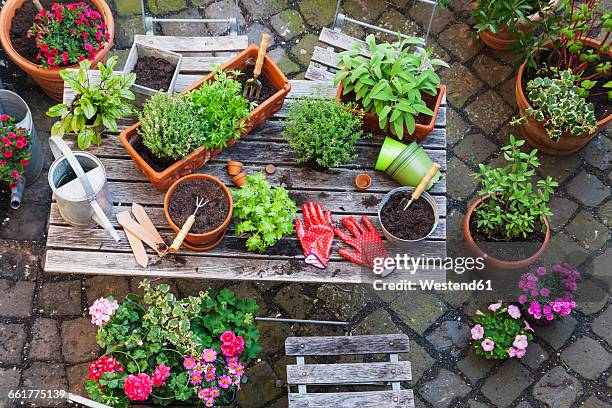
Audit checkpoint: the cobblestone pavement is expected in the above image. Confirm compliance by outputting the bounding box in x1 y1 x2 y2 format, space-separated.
0 1 610 407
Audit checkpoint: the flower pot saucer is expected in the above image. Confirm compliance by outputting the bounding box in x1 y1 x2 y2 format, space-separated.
182 232 226 252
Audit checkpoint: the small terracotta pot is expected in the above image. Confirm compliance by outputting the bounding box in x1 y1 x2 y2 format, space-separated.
336 81 445 142
0 0 115 101
227 160 243 176
463 195 551 270
515 38 612 155
164 174 233 251
265 164 276 175
119 44 291 191
354 173 371 191
232 172 247 187
471 1 559 50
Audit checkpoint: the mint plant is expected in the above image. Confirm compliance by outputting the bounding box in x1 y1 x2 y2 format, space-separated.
511 69 598 141
473 135 557 239
334 34 448 139
232 173 297 252
283 96 366 168
47 56 135 149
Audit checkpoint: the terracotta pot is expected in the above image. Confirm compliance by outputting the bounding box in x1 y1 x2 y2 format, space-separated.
470 1 558 50
336 81 445 142
515 38 612 155
164 174 233 251
119 44 291 191
354 173 371 191
0 0 115 101
227 160 243 176
463 195 551 270
231 172 247 187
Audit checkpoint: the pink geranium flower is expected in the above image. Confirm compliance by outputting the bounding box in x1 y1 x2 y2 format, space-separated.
88 297 119 327
152 364 170 387
470 324 484 340
123 373 153 401
481 338 495 352
220 331 236 344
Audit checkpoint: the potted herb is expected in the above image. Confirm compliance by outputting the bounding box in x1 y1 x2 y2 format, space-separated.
46 56 136 150
123 41 182 100
232 172 297 252
85 280 258 407
0 89 43 209
0 0 114 101
334 34 448 141
471 303 534 360
120 43 292 191
463 135 557 270
471 0 561 50
513 0 611 155
518 263 580 325
283 96 365 169
164 174 233 251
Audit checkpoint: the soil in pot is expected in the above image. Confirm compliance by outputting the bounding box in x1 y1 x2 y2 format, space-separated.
234 66 277 103
469 205 546 262
133 56 176 91
380 191 435 240
168 179 229 234
522 49 611 120
9 0 96 65
133 142 177 172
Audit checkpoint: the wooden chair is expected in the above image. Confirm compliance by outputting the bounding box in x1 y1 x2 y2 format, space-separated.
285 334 415 407
305 0 442 82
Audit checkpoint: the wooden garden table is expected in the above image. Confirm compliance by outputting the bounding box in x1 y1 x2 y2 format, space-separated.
44 36 448 290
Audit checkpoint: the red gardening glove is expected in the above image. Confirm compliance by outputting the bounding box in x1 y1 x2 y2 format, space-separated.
295 201 335 269
334 215 394 275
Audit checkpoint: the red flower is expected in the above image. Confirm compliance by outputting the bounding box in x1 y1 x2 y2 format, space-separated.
152 364 171 387
20 159 29 166
84 43 93 51
7 132 17 139
12 170 20 180
39 43 49 52
220 343 235 357
15 139 27 149
124 373 153 401
0 114 9 121
88 356 124 382
4 150 13 158
2 138 10 148
220 331 236 344
61 52 69 65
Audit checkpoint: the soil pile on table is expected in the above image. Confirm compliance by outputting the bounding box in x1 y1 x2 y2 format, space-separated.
134 56 176 91
380 191 435 240
168 179 229 234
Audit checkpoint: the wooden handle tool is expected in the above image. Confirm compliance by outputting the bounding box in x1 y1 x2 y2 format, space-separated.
132 203 164 243
403 163 441 210
169 215 196 253
253 34 270 78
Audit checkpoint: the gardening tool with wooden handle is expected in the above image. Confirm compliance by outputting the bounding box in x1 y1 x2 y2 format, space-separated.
116 211 168 257
401 163 441 210
243 34 270 100
169 197 209 253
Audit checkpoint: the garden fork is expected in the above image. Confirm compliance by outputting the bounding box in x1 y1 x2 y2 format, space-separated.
243 34 270 100
169 196 209 253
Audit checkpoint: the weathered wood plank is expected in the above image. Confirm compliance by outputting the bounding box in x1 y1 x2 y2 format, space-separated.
43 250 445 284
311 46 340 69
134 35 248 53
286 335 410 356
289 390 415 408
305 63 336 81
180 55 237 72
319 27 370 56
287 361 412 384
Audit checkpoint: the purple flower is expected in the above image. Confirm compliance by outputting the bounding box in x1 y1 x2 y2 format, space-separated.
518 295 528 304
536 267 547 276
540 287 550 297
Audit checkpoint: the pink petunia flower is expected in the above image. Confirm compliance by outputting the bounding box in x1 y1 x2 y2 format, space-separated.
507 305 521 319
470 324 484 340
513 334 528 350
481 338 495 352
488 303 502 312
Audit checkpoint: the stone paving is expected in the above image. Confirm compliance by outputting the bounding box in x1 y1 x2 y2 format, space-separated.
0 1 610 407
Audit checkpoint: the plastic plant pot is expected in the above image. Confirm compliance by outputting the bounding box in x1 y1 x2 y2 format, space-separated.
375 137 440 189
354 173 372 191
378 187 439 243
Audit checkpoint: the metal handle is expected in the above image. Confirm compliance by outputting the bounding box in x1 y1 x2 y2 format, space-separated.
170 214 195 253
412 163 441 201
253 34 270 77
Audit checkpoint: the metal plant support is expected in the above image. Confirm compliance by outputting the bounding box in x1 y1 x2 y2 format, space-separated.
138 0 240 36
332 0 440 45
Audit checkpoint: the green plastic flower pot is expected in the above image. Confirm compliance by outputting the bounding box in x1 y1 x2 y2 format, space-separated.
375 137 440 189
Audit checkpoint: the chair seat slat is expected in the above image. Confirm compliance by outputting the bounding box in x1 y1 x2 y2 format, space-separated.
285 334 410 356
287 361 411 385
288 390 415 408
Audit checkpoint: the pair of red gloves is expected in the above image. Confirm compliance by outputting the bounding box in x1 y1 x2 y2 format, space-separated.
295 201 392 274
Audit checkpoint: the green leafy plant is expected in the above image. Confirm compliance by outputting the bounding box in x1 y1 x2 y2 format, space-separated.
471 303 534 360
232 173 297 252
472 135 557 239
192 288 261 359
187 70 253 149
511 69 598 141
472 0 555 38
283 96 366 168
138 70 253 161
47 56 135 149
334 34 448 139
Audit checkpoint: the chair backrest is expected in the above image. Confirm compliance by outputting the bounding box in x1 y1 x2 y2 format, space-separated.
285 334 415 408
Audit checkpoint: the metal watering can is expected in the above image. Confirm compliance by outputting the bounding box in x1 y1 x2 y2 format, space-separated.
48 136 120 242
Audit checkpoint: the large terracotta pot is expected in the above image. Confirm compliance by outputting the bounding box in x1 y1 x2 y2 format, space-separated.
120 44 291 191
164 174 233 251
471 1 558 50
336 81 445 143
463 195 551 270
0 0 115 101
515 38 612 155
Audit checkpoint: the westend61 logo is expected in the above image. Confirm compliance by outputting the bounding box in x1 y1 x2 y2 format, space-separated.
372 254 485 275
